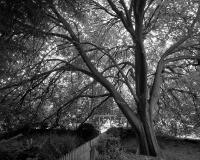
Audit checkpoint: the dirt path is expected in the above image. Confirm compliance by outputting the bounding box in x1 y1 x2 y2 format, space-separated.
121 136 200 160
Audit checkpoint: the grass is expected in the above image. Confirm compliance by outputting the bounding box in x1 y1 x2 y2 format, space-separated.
121 133 200 160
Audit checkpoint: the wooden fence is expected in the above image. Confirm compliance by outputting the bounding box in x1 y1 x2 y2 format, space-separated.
58 133 106 160
57 132 161 160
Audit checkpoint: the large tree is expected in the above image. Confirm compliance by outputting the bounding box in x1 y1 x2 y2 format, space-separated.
1 0 200 157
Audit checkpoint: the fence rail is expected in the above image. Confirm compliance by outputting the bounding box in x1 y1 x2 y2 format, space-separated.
58 133 106 160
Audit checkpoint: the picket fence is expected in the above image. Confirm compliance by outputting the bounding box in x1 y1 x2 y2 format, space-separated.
58 133 106 160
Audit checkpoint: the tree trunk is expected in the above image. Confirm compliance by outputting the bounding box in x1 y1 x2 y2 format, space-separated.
133 115 161 157
112 87 161 157
140 115 161 156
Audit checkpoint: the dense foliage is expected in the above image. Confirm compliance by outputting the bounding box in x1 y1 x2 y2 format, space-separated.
76 123 100 141
0 0 200 157
0 124 99 160
96 134 124 160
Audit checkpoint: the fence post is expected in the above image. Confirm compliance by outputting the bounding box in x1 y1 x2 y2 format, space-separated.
90 145 98 160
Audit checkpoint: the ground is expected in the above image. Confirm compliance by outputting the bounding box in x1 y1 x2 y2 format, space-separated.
122 136 200 160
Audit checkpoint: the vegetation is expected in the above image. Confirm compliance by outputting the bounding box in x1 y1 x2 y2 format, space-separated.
96 127 200 160
96 133 124 160
0 133 79 160
0 124 99 160
107 127 136 139
0 0 200 158
76 123 100 141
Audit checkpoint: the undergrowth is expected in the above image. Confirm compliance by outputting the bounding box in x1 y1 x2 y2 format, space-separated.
95 134 125 160
0 133 82 160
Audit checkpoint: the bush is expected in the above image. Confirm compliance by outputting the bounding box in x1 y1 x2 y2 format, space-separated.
16 146 39 160
76 123 99 142
50 134 83 154
120 128 136 139
0 138 25 160
37 134 83 160
106 127 122 138
95 134 124 160
37 137 60 160
0 132 83 160
106 127 136 139
0 149 13 160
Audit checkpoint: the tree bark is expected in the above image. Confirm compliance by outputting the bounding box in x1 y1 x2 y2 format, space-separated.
139 108 161 156
113 91 161 156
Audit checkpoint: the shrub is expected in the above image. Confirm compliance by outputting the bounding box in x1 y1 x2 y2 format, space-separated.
37 133 83 160
37 137 60 160
0 132 83 160
0 138 25 160
106 127 136 139
0 149 13 160
95 134 124 160
106 127 122 138
120 128 136 139
50 134 83 154
16 146 39 160
76 123 99 142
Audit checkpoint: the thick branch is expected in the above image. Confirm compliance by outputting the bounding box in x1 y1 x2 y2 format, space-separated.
162 36 190 59
165 55 200 64
44 0 142 132
49 2 78 41
149 59 164 119
107 0 135 35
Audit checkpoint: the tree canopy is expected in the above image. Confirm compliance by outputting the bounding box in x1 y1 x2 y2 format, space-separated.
0 0 200 157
